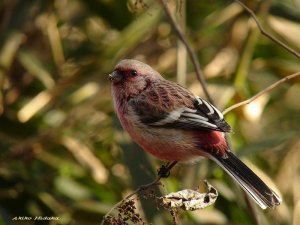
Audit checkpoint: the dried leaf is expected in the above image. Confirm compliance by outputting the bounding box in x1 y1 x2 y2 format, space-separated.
160 181 218 211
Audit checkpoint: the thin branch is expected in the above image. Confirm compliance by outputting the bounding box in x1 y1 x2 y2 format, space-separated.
234 0 300 60
158 0 214 103
223 71 300 114
100 162 177 225
100 177 161 225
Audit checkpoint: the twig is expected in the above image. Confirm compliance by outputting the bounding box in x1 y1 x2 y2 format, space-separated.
234 0 300 60
223 71 300 114
100 162 177 225
170 209 180 225
100 177 161 225
158 0 214 103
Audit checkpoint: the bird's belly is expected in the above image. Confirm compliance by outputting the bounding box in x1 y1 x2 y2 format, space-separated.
121 114 205 162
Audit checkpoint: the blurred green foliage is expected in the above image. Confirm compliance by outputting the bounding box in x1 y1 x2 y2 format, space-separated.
0 0 300 224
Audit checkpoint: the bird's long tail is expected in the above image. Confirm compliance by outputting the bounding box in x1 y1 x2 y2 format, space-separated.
211 151 281 209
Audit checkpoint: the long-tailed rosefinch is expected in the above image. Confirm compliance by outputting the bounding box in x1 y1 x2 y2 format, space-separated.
109 59 281 209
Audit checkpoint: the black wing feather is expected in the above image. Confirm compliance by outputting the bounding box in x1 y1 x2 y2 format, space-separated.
193 98 231 132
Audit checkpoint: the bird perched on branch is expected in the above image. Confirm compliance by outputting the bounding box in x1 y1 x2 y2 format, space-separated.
109 59 281 209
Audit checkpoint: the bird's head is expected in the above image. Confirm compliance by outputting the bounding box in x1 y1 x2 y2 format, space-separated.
109 59 162 97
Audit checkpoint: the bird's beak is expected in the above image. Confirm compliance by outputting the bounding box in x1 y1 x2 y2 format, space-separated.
109 71 123 83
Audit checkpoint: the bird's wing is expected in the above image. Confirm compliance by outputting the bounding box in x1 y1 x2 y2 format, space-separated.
129 81 231 132
191 97 231 132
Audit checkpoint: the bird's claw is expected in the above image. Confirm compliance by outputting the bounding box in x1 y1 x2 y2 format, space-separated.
157 161 178 178
157 164 171 178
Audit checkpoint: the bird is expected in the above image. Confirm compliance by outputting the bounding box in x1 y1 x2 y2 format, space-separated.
109 59 281 209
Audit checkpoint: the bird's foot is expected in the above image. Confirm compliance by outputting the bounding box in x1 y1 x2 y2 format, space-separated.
157 161 177 178
157 164 171 178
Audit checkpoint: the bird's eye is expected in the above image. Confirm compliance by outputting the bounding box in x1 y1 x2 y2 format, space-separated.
130 70 138 77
